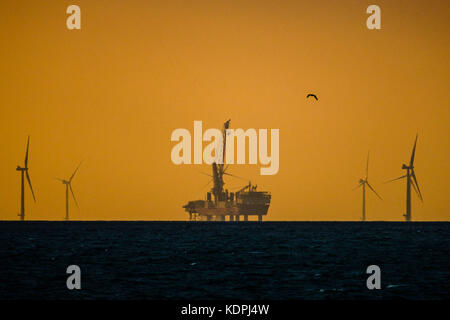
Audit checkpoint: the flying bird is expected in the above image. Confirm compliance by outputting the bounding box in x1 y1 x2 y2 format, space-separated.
306 93 318 100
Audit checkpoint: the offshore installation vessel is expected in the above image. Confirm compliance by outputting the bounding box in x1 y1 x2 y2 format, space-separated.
183 120 271 221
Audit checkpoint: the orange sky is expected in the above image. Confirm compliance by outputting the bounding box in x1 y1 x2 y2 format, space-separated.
0 0 448 221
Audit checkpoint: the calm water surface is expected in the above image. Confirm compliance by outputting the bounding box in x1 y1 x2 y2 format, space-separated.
0 221 448 299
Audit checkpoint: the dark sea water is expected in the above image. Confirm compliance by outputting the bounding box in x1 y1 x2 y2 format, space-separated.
0 221 448 300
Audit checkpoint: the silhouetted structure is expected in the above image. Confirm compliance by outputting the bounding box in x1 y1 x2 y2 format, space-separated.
56 162 81 221
183 120 271 222
386 134 423 221
354 152 382 221
16 136 36 220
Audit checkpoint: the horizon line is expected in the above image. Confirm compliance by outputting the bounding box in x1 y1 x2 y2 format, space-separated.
0 219 449 222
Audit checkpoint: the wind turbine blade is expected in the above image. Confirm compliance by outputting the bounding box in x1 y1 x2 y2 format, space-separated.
26 171 36 202
366 151 369 180
353 183 363 191
410 133 418 166
411 170 423 202
69 184 79 208
55 178 64 182
24 136 30 167
366 182 383 200
199 171 213 178
384 175 407 183
410 177 420 200
201 179 213 190
223 172 247 180
69 162 82 182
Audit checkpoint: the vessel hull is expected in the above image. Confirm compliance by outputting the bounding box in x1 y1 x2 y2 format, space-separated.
194 204 269 216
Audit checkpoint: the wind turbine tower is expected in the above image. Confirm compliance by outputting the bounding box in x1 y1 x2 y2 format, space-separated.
16 136 36 221
56 163 81 221
354 152 382 221
386 134 423 221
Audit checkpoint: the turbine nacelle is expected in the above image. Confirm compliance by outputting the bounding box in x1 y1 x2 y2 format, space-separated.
402 164 412 170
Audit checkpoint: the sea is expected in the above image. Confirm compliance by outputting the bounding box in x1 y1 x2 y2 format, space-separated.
0 221 448 300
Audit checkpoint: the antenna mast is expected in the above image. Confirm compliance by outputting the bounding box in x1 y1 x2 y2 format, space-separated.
211 119 230 203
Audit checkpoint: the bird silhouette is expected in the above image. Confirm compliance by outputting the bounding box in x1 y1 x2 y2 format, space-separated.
306 94 318 100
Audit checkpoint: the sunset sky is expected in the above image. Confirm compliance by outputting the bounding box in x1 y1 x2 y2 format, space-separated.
0 0 448 220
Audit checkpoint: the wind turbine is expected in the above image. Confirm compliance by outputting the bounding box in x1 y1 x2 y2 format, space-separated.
386 134 423 221
56 162 82 221
354 152 382 221
16 136 36 221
